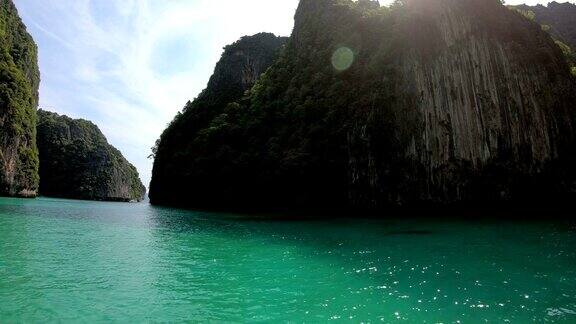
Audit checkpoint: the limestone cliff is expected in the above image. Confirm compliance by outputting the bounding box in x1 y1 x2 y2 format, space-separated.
349 0 576 206
37 110 146 202
0 0 40 197
149 33 287 204
150 0 576 210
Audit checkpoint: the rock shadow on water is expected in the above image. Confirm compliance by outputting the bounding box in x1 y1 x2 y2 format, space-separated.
385 230 434 236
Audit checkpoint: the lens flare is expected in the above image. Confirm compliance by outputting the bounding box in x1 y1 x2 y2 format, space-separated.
331 47 354 71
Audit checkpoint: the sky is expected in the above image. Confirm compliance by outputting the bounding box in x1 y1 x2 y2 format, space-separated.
13 0 572 187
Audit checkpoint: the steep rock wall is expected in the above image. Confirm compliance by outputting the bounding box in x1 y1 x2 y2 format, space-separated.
149 33 287 205
349 0 576 206
0 0 40 197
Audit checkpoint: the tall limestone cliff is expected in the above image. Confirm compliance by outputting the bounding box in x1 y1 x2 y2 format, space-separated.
150 0 576 211
0 0 40 197
37 110 146 202
149 33 287 204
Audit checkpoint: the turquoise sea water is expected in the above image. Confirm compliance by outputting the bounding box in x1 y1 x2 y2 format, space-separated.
0 197 575 322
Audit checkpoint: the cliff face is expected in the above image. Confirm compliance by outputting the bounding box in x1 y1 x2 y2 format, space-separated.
149 33 287 204
349 0 576 206
37 110 146 202
0 0 40 197
150 0 576 210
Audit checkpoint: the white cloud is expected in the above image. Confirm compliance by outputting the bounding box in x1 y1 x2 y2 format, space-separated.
15 0 300 186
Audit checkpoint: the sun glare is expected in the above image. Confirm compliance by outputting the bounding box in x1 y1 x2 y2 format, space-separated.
331 47 355 71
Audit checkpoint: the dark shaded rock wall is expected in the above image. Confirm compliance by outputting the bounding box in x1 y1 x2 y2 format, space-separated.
349 0 576 206
149 33 288 204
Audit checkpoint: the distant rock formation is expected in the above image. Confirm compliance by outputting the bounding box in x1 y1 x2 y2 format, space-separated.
0 0 40 197
515 2 576 48
150 0 576 211
37 110 146 202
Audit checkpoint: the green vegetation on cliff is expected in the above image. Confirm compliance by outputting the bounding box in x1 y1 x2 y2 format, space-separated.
554 40 576 74
150 32 287 204
513 2 576 76
37 110 145 202
0 0 40 197
151 0 576 211
514 2 576 49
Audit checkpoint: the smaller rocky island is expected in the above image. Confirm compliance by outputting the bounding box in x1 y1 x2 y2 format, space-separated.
36 110 145 202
